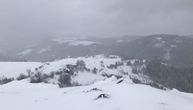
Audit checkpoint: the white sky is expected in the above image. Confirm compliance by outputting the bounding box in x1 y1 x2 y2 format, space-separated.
0 0 193 39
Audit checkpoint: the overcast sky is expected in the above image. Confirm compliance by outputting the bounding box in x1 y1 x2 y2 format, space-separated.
0 0 193 39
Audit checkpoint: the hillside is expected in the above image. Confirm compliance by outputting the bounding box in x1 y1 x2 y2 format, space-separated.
0 55 193 110
0 34 192 66
0 55 152 86
1 55 193 92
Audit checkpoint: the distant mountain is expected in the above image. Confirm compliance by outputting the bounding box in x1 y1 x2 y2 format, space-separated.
187 35 193 38
0 54 23 62
10 35 143 61
0 55 17 61
1 34 193 66
116 34 193 66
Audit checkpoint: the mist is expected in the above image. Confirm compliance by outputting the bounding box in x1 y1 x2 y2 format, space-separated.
0 0 193 40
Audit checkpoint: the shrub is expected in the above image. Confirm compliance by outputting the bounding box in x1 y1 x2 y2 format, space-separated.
30 72 42 83
76 60 86 72
16 73 29 80
92 68 98 74
126 61 132 66
0 76 14 85
26 69 33 77
58 74 71 88
131 77 141 84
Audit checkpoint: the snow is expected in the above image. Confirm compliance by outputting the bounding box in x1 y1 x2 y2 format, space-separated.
117 40 130 43
34 55 124 85
42 58 78 73
42 55 122 74
154 41 166 48
171 44 177 48
0 62 42 78
104 64 132 75
164 49 171 61
155 43 164 48
18 49 33 55
155 37 162 40
154 37 167 48
29 55 151 86
0 55 192 110
69 41 96 46
37 48 50 54
52 38 77 44
175 39 183 44
52 38 96 46
117 40 124 43
73 72 104 85
0 78 192 110
0 55 150 87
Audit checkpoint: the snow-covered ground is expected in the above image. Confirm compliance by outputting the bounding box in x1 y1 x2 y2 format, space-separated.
41 55 122 73
0 55 142 84
0 62 42 78
0 78 193 110
0 56 193 110
27 55 150 86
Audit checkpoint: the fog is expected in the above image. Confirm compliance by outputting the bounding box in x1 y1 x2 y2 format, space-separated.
0 0 193 40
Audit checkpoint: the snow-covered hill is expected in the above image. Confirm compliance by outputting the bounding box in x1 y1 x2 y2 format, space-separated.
0 55 165 90
0 62 42 78
0 55 156 87
26 55 156 87
0 77 193 110
0 34 191 66
0 55 193 110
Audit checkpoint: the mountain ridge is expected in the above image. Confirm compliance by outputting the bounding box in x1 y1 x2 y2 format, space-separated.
0 34 193 66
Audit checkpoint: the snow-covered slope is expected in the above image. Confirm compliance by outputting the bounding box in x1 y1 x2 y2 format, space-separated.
0 78 192 110
0 55 193 110
39 55 122 73
27 55 153 86
0 55 153 87
0 62 42 78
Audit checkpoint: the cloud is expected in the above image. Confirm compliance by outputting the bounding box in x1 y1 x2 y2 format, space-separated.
0 0 192 38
